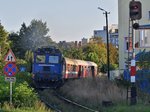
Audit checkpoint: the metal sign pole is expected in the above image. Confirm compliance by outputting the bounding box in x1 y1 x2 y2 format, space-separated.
10 81 12 105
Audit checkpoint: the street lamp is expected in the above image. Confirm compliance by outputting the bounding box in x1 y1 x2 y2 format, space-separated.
98 7 110 79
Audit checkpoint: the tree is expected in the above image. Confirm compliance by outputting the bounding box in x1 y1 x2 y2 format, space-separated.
0 23 10 72
83 43 107 66
62 47 84 60
8 19 55 58
8 32 23 58
109 44 118 64
19 19 54 56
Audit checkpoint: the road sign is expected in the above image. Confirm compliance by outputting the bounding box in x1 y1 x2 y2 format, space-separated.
4 49 16 62
5 77 16 82
20 66 26 72
4 62 17 77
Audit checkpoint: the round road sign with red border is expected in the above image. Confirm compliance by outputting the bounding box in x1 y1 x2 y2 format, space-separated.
4 62 17 77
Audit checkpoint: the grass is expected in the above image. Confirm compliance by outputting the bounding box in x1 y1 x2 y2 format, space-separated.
103 104 150 112
0 101 53 112
36 76 150 112
59 76 127 110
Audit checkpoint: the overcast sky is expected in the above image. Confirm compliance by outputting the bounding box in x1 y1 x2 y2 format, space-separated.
0 0 118 42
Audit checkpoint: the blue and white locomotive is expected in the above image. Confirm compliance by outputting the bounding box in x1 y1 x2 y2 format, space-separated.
32 46 64 88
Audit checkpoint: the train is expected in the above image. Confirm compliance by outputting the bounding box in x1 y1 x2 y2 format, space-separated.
32 46 98 88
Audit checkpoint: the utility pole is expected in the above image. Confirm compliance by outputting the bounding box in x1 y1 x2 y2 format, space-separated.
98 7 110 79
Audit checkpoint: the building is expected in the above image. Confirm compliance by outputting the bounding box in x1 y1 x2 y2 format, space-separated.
109 25 119 48
94 26 107 43
94 24 119 47
58 38 88 49
81 38 88 46
118 0 150 70
58 41 75 49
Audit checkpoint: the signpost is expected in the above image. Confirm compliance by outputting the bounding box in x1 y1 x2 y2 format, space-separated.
4 62 17 77
4 49 16 62
3 49 17 105
5 77 16 82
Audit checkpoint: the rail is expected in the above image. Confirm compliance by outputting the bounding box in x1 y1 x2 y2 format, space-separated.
54 91 99 112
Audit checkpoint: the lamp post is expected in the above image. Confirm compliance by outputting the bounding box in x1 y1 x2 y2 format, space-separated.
98 7 110 79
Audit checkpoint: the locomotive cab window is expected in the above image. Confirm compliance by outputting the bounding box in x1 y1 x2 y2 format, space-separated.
49 56 59 63
36 55 45 63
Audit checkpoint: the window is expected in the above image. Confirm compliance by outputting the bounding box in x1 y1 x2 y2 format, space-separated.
49 56 59 63
94 31 97 35
139 30 150 47
126 42 129 50
73 65 76 71
124 37 132 52
144 36 148 44
149 11 150 20
36 55 45 63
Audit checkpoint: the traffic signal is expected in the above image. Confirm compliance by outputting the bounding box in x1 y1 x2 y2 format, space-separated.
133 23 139 29
129 1 142 20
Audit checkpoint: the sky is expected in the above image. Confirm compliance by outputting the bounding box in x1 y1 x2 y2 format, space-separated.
0 0 118 42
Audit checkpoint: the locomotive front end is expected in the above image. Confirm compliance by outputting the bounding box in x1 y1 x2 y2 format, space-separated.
32 46 63 88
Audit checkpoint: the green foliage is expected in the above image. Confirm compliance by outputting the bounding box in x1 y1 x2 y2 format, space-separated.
103 104 150 112
16 59 28 72
109 44 119 64
100 64 118 73
25 50 33 72
25 50 33 62
137 50 150 69
1 101 52 112
62 47 84 60
86 52 99 64
0 75 10 103
0 23 10 73
15 72 32 85
83 43 106 66
8 32 22 58
0 71 37 107
13 82 38 107
16 58 32 73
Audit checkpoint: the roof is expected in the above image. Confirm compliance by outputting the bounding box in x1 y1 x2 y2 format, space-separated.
64 58 97 67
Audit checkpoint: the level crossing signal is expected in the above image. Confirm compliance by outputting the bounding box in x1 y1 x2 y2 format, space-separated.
129 1 142 20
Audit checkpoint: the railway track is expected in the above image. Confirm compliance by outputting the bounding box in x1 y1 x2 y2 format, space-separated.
38 89 99 112
54 90 99 112
37 89 62 112
40 97 62 112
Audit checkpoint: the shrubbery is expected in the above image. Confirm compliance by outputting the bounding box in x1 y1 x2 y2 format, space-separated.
0 71 38 107
0 75 10 103
16 59 32 73
100 63 118 73
13 82 38 107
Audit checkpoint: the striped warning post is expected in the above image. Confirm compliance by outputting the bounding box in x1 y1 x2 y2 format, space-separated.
130 59 136 83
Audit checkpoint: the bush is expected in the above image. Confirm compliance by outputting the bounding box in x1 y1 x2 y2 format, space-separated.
100 64 118 73
15 72 32 85
13 82 38 107
0 75 10 103
16 59 32 73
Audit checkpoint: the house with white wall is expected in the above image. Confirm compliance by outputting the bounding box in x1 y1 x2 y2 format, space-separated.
118 0 150 70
